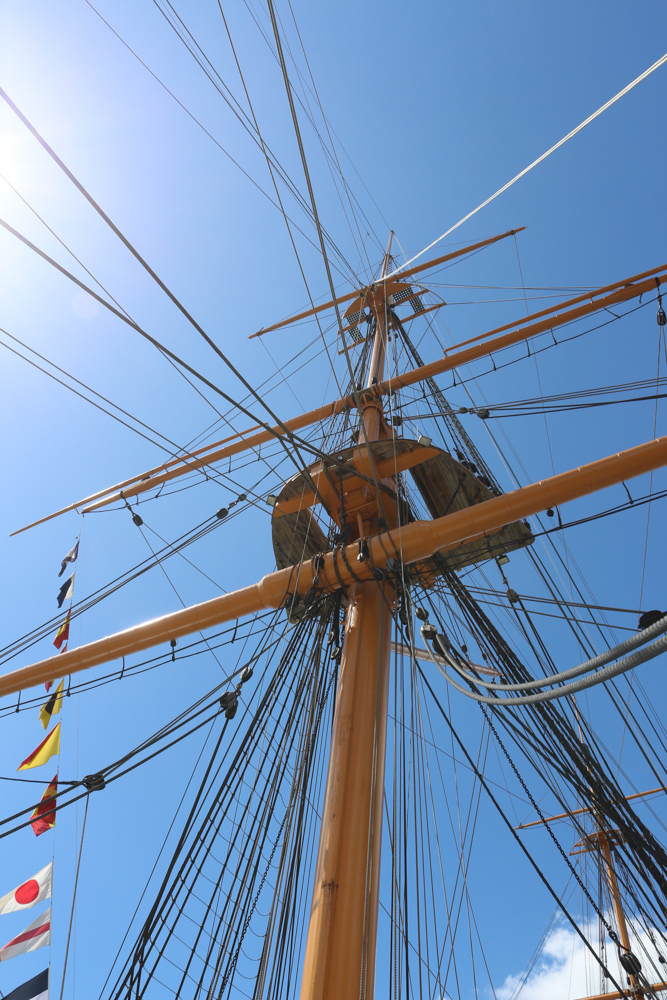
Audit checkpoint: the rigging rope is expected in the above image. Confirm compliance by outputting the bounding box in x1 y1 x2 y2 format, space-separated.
388 52 667 277
415 663 628 997
424 627 667 706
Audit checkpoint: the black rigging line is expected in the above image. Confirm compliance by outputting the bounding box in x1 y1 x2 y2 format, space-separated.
416 664 629 997
214 1 344 399
456 598 636 631
262 0 377 494
461 373 667 409
142 521 226 594
0 330 235 489
0 89 344 499
0 168 233 429
0 704 222 839
0 614 275 720
262 0 362 397
533 487 667 536
0 219 404 514
148 0 356 282
277 0 376 272
414 296 656 396
241 0 389 249
482 391 667 417
403 391 667 420
461 586 643 617
82 0 352 276
132 516 229 677
267 0 386 254
236 0 386 267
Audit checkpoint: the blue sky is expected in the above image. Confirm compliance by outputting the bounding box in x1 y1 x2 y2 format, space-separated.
0 1 666 997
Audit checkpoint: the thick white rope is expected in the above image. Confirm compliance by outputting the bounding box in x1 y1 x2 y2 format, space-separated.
436 614 667 692
426 629 667 707
387 53 667 279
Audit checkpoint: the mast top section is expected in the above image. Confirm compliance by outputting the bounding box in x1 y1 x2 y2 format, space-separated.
380 230 394 280
249 227 525 339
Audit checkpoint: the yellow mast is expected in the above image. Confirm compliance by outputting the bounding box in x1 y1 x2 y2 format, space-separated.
299 234 395 1000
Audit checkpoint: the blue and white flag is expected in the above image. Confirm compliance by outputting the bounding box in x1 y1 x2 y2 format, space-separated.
3 968 48 999
56 572 75 608
58 540 79 577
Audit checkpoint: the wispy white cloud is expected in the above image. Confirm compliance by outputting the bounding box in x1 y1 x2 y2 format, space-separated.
495 918 667 1000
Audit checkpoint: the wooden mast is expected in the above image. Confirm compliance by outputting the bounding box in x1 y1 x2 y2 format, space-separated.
598 827 640 994
299 236 396 1000
564 704 648 999
575 707 642 996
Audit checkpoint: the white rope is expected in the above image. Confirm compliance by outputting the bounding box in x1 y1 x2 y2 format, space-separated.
387 52 667 279
427 630 667 707
435 614 667 692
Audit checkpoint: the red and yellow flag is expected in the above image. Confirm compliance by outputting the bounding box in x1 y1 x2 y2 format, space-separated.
18 724 60 771
53 613 70 651
30 776 57 837
38 680 63 730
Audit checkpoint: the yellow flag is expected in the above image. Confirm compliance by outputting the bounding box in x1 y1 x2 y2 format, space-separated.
38 680 64 730
18 723 61 770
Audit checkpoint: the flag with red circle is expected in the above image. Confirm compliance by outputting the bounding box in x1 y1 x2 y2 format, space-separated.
0 864 52 915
